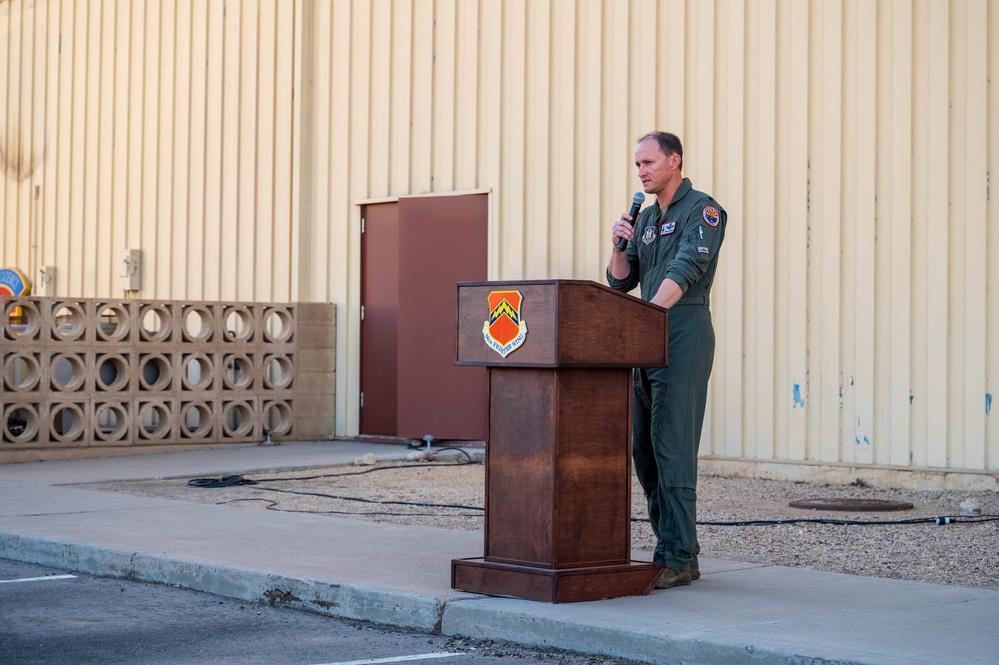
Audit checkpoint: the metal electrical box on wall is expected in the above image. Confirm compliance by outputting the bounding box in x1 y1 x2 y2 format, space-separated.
120 250 141 291
37 266 56 296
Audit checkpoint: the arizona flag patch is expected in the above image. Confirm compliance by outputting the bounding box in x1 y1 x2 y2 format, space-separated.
482 290 528 358
702 205 720 227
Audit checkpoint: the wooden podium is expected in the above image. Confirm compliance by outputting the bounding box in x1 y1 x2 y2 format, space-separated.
451 280 669 603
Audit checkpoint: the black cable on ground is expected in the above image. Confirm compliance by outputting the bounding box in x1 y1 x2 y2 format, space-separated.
426 446 477 463
219 497 481 518
187 455 479 488
251 452 479 483
187 465 997 526
186 452 483 520
249 484 484 512
632 515 999 526
196 477 997 525
187 475 259 488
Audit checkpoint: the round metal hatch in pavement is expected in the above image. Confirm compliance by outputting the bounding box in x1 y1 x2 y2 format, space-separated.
789 498 914 512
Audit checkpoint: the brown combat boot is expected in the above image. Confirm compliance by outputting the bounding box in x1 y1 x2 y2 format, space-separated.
654 567 692 589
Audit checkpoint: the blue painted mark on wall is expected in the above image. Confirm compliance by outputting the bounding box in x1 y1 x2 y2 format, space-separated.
987 393 993 415
855 418 871 446
909 392 914 405
793 384 805 408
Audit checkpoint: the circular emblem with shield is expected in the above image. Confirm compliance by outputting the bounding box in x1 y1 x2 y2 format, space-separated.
482 290 528 358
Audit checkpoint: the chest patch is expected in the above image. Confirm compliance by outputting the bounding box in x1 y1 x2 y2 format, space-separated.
660 221 676 236
642 226 657 245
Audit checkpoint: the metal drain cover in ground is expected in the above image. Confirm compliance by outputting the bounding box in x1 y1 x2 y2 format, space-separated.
789 498 914 512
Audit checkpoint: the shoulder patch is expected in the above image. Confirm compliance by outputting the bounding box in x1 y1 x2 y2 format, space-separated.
702 205 720 227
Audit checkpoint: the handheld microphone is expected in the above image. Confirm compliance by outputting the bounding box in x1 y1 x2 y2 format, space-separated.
616 192 646 252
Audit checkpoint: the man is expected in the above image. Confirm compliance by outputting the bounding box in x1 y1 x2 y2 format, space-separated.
606 131 727 589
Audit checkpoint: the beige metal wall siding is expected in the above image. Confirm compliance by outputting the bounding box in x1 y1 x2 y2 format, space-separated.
0 0 299 303
1 0 996 476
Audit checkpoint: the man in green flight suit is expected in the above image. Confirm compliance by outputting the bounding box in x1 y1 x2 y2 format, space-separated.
606 131 727 589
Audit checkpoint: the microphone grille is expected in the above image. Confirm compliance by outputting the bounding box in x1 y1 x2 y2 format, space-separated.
632 192 645 205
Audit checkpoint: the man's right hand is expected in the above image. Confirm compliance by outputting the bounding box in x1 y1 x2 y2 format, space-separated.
612 213 637 250
607 214 636 280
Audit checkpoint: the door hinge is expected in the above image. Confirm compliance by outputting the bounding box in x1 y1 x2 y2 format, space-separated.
360 392 364 408
360 305 365 320
361 216 365 234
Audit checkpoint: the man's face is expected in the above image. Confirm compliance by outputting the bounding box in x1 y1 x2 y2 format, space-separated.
635 138 678 197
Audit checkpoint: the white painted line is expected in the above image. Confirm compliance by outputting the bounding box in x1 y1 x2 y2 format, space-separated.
0 574 78 584
312 653 465 665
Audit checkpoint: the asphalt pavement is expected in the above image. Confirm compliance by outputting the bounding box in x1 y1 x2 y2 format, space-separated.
1 440 996 665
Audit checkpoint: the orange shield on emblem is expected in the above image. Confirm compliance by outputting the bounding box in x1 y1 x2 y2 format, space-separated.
482 290 528 358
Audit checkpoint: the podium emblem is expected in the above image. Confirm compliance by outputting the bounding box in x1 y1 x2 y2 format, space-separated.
483 290 528 358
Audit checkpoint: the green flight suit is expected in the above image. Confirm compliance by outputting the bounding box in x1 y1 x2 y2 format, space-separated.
606 177 727 571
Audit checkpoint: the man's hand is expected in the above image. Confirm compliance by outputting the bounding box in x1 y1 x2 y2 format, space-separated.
607 213 636 280
611 212 637 250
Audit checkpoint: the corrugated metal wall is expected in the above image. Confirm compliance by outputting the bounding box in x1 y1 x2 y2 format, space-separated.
0 0 300 302
2 0 996 476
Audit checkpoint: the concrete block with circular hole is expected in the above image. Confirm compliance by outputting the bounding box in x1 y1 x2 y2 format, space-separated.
1 297 335 462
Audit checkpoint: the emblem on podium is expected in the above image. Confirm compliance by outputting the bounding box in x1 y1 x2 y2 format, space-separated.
482 290 527 358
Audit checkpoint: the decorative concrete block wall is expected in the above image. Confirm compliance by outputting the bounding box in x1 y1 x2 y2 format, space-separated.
1 298 335 460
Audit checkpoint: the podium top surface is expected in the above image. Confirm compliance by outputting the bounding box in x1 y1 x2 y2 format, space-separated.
455 280 668 368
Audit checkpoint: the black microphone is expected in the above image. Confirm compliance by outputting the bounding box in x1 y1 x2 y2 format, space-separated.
616 192 646 252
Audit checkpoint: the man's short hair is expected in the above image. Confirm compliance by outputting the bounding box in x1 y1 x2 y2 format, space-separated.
638 131 683 171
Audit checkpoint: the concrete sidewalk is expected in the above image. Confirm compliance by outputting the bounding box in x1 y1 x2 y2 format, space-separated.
0 441 995 665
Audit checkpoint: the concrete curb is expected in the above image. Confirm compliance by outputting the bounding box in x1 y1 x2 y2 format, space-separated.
0 533 447 633
442 599 735 665
0 533 776 664
440 599 871 665
0 531 911 665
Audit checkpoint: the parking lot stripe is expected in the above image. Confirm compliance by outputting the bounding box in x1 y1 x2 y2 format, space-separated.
312 653 464 665
0 574 77 584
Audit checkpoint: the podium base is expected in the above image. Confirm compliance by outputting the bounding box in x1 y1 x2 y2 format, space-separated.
451 558 665 603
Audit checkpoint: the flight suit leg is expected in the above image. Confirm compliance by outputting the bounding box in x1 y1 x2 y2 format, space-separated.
632 306 714 571
632 368 667 562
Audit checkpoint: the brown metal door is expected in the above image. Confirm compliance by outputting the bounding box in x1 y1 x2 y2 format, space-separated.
359 194 488 440
396 194 487 440
359 202 400 435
